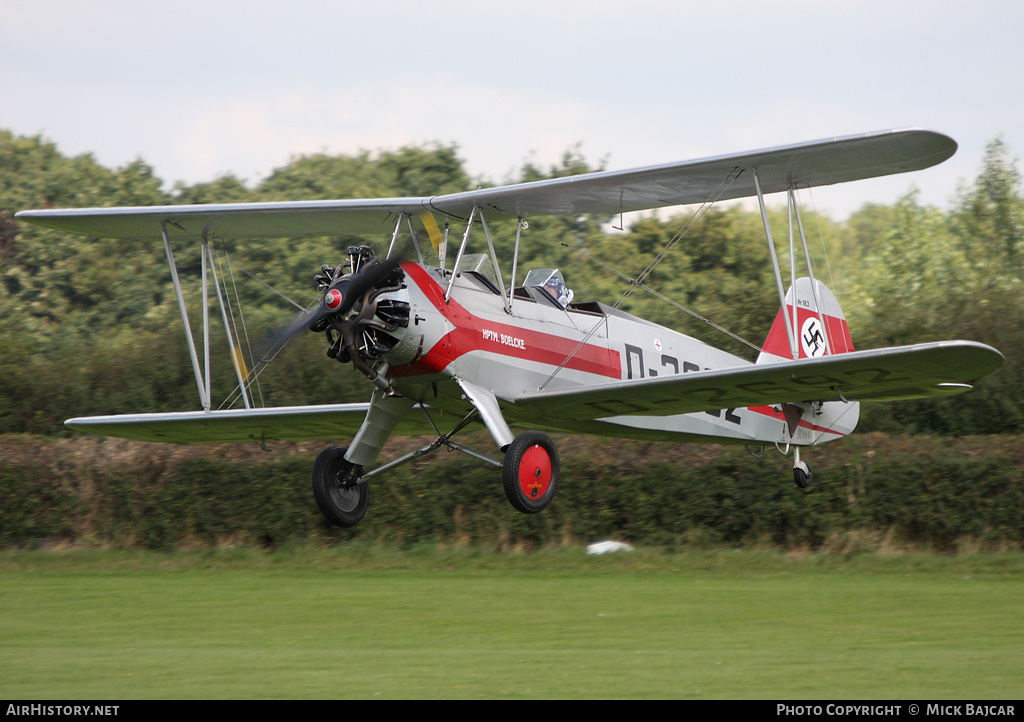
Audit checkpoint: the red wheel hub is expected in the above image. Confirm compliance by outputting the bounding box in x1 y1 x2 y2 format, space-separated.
518 444 552 499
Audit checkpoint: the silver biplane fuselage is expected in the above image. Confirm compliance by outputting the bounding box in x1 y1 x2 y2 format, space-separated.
369 260 854 456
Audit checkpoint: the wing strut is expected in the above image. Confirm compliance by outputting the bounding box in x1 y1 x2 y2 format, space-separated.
478 212 510 314
163 222 210 410
385 214 404 260
445 206 478 302
403 213 426 264
508 217 525 313
754 168 797 359
755 170 840 361
160 222 255 411
789 187 832 355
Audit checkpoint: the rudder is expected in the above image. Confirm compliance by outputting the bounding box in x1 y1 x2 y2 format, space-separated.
757 278 853 364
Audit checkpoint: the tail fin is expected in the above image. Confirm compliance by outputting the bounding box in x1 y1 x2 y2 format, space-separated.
757 278 853 364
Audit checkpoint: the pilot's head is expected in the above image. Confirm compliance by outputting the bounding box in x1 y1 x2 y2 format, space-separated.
543 275 572 307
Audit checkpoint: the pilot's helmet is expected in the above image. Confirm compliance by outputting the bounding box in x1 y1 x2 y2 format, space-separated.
524 268 572 307
544 275 566 296
542 272 572 307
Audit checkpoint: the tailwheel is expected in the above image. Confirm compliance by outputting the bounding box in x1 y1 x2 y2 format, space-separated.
502 431 559 514
793 460 812 489
312 446 368 527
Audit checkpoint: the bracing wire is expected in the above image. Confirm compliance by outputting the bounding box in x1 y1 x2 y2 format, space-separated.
210 242 324 411
617 167 744 309
237 268 307 311
211 246 259 410
795 185 848 358
567 245 763 355
218 291 323 411
537 168 744 389
804 186 842 312
218 246 265 408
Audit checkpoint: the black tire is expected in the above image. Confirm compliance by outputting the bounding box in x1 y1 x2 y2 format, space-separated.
312 446 368 527
502 431 559 514
794 464 812 489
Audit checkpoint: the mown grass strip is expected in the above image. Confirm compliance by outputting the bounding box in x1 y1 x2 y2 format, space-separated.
1 548 1021 699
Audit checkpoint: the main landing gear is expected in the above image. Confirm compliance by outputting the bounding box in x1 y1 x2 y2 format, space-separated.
311 424 561 528
502 431 560 514
792 446 813 489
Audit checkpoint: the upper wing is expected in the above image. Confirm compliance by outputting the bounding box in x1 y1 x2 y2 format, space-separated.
17 129 955 240
511 341 1003 424
16 197 432 241
429 128 955 219
64 403 438 445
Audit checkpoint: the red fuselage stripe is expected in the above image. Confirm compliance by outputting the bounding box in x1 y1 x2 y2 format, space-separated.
746 404 848 437
389 263 622 379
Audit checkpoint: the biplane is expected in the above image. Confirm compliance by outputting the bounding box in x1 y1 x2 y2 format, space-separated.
16 129 1003 527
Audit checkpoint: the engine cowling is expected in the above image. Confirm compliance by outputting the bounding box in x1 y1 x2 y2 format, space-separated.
312 246 412 380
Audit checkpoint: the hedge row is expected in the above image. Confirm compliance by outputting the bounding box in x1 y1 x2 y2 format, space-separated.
1 433 1021 551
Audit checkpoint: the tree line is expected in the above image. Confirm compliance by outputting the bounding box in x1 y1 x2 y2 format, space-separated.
1 129 1021 437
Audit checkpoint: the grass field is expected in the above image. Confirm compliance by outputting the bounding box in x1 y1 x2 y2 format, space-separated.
1 546 1021 699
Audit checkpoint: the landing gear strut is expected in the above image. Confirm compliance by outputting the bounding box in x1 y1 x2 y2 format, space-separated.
310 408 563 527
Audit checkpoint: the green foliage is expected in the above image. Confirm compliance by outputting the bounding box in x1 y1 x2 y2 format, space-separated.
953 137 1024 272
0 132 172 344
172 174 253 205
255 143 469 201
2 435 1020 551
846 139 1024 433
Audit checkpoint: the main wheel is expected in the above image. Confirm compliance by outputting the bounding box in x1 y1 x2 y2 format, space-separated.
312 446 368 527
502 431 559 514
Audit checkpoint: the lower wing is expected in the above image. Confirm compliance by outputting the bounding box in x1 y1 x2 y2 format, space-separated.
511 341 1003 423
64 341 1001 444
65 403 432 444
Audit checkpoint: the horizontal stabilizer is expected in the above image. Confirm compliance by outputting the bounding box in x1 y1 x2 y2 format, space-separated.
64 403 437 445
512 341 1003 424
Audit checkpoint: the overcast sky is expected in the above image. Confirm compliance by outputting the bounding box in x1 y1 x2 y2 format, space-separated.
3 0 1022 219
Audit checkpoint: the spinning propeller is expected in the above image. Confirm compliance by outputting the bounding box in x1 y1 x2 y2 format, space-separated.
262 248 409 383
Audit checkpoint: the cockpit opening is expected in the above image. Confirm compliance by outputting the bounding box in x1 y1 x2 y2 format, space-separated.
523 268 574 308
